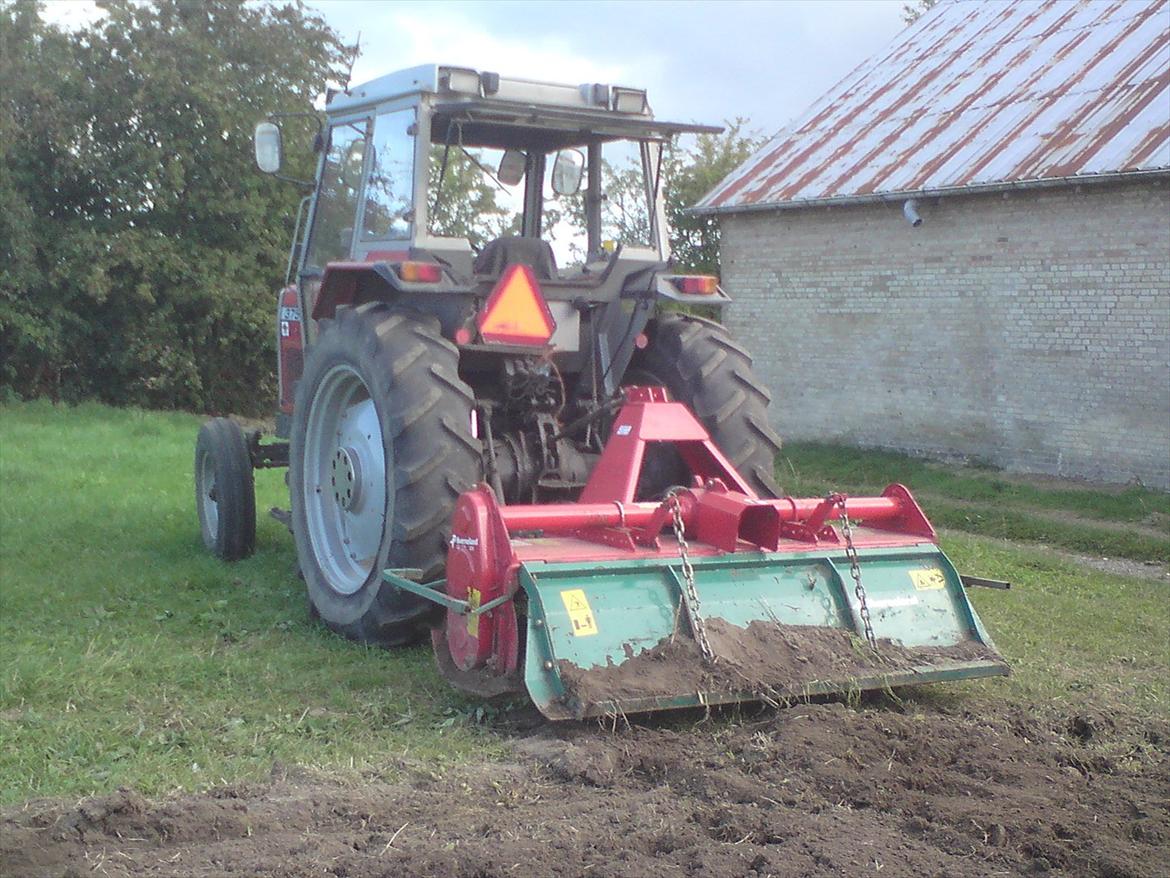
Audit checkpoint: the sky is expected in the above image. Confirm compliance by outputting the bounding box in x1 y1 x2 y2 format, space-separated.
41 0 912 139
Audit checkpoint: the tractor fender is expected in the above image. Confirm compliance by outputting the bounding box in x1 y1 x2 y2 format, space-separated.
311 260 463 321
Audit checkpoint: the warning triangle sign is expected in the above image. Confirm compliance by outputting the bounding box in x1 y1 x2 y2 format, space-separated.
477 264 557 345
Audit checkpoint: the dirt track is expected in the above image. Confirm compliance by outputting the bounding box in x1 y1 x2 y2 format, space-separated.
4 697 1167 878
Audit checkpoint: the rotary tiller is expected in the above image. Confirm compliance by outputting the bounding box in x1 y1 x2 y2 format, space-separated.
388 388 1008 720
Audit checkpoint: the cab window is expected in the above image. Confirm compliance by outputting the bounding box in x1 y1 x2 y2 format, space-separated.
305 120 368 267
362 108 416 241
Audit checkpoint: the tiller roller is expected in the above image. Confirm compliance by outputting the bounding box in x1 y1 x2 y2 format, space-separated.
388 388 1008 720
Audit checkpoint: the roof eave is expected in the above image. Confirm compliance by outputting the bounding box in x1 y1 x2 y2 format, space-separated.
690 169 1170 217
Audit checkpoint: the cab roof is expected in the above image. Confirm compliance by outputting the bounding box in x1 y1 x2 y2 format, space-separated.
327 63 721 150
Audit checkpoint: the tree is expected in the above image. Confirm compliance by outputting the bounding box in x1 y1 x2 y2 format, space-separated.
662 120 764 275
0 0 347 413
428 146 520 251
902 0 939 25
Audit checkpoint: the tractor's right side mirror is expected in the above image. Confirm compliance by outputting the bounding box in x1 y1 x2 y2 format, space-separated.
254 121 283 174
551 149 584 196
497 150 526 186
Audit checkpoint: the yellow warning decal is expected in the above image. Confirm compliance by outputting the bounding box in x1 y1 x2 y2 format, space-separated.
909 568 947 591
559 589 599 637
466 588 481 637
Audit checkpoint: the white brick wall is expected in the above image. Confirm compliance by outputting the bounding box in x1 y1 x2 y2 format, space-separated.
719 179 1170 489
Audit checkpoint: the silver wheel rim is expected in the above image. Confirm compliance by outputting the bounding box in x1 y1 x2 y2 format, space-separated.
198 450 219 539
302 364 388 596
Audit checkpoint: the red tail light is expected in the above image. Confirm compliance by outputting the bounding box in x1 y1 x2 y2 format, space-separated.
395 261 442 283
673 275 719 295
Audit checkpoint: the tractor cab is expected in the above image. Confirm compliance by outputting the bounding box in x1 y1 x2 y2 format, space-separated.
256 65 727 362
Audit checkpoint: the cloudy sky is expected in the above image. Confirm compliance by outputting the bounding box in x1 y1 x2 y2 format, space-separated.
43 0 912 138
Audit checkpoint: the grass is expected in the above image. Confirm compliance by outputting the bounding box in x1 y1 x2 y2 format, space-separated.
0 401 502 806
779 442 1170 563
938 532 1167 713
1 401 1166 805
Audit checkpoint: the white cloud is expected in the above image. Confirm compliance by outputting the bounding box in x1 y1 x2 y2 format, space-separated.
333 6 635 92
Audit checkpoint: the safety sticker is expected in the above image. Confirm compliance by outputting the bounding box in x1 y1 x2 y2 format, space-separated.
909 568 947 591
559 589 599 637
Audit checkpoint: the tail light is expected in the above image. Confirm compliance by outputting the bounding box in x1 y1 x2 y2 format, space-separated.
672 275 719 295
477 264 556 346
394 261 442 283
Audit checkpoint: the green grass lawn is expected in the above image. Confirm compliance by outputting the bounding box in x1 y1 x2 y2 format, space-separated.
780 442 1170 563
1 401 1166 804
0 401 501 805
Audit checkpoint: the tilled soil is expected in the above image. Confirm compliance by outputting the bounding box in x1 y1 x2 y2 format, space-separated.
559 621 1006 711
3 701 1167 878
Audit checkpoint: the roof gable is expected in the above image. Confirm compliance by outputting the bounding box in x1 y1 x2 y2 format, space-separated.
698 0 1170 213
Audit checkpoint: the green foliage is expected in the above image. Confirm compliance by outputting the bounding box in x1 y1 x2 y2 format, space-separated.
902 0 939 25
0 0 346 414
427 146 520 251
663 120 763 274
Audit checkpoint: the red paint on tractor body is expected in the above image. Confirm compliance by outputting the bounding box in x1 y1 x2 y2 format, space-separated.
277 284 303 415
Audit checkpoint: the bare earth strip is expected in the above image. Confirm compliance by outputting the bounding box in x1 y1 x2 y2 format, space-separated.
4 701 1167 878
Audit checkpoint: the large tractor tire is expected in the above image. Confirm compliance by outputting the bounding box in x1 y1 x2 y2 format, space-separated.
628 313 782 498
289 304 481 647
195 418 256 561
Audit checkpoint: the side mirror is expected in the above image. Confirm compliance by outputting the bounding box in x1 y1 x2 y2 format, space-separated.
497 150 526 186
254 121 283 174
551 149 584 196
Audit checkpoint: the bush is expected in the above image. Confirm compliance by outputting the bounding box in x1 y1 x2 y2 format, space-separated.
0 0 345 415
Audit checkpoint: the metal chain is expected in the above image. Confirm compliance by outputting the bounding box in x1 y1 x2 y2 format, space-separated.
666 491 716 664
834 495 877 651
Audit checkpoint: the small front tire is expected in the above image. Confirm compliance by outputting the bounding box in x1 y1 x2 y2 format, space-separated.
195 418 257 561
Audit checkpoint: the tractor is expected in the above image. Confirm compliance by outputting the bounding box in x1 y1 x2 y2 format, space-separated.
195 65 1007 719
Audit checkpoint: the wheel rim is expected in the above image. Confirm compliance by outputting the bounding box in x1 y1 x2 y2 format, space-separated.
198 450 219 538
302 364 388 596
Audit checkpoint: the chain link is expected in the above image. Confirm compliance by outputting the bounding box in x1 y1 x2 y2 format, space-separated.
834 496 877 651
666 491 716 664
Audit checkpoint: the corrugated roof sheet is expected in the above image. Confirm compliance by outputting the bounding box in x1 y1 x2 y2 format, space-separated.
696 0 1170 213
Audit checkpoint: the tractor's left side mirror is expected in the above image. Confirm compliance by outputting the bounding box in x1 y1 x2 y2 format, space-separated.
254 121 283 174
551 149 584 196
497 150 526 186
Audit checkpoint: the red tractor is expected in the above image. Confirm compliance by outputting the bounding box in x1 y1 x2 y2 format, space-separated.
195 65 781 647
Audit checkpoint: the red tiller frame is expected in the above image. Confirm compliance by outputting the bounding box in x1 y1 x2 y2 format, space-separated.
436 387 940 680
491 386 936 553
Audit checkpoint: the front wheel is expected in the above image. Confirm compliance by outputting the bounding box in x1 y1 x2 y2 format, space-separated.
289 304 481 647
194 418 256 561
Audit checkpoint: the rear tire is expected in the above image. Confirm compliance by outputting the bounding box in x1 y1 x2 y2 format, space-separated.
629 313 782 498
289 304 481 647
195 418 256 561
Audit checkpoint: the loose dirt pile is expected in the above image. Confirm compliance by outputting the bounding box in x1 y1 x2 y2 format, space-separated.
4 699 1167 878
559 621 1006 710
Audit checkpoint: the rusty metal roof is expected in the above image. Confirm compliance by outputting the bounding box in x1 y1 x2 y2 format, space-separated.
696 0 1170 213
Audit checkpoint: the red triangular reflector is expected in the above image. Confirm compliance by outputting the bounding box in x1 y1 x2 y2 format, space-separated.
477 264 557 346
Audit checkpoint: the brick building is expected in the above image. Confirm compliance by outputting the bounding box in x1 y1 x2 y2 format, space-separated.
695 0 1170 489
